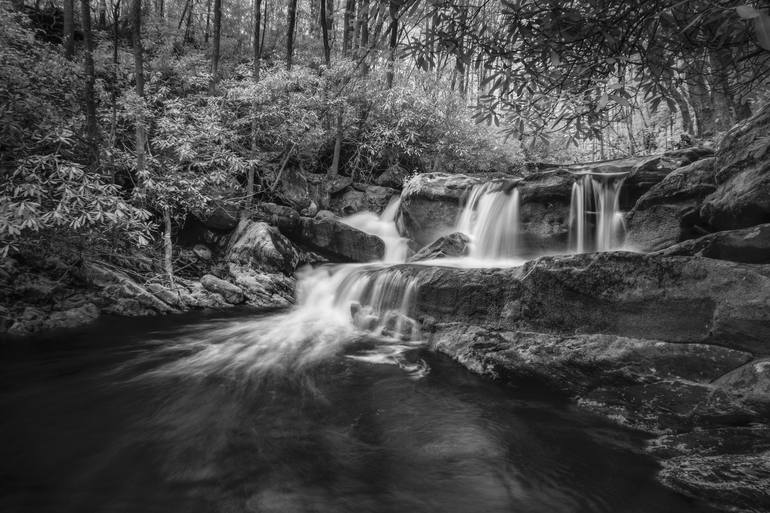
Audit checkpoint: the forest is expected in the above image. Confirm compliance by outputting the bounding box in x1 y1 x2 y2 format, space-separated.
2 0 769 283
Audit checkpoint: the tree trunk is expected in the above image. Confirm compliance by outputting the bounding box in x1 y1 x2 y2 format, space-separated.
286 0 298 69
246 0 262 218
157 0 164 18
163 208 174 285
685 61 714 138
81 0 99 163
110 0 121 182
670 88 693 135
209 0 222 93
329 110 343 175
320 0 330 65
132 0 146 174
205 0 212 42
342 0 355 55
63 0 75 58
184 0 194 42
359 0 369 72
98 0 107 27
385 1 397 88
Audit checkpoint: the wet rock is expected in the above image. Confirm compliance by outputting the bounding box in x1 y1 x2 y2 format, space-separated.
200 274 245 304
83 263 177 314
252 202 302 235
408 232 470 262
315 209 336 220
301 201 318 217
700 103 770 230
197 205 239 231
45 303 100 330
277 167 311 210
659 223 770 264
376 164 409 188
102 298 158 317
13 274 58 303
192 244 212 261
295 217 385 262
227 264 294 308
712 358 770 417
625 157 717 252
625 147 714 202
227 219 299 275
397 173 484 247
331 184 398 216
7 307 47 335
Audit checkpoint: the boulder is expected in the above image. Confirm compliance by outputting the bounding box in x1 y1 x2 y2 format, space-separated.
700 103 770 230
197 205 239 231
397 173 485 247
376 164 409 188
227 219 299 275
45 303 100 330
295 216 385 262
277 166 311 210
83 263 177 314
659 223 770 264
624 147 714 202
227 264 294 308
408 232 470 262
252 202 302 235
625 157 717 252
200 274 245 304
331 184 398 216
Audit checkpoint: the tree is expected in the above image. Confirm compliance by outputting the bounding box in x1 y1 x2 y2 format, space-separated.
209 0 222 93
81 0 99 163
286 0 298 69
63 0 74 59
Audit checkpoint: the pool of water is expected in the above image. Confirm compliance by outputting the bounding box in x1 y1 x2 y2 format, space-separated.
0 309 715 513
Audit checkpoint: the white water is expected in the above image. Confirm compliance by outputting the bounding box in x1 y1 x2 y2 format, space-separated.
568 173 627 253
455 182 522 260
143 199 424 381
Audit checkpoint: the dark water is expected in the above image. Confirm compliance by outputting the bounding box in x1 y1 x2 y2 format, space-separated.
0 310 714 513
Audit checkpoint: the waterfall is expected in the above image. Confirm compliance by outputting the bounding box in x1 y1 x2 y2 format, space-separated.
568 173 627 253
455 182 521 260
342 197 409 263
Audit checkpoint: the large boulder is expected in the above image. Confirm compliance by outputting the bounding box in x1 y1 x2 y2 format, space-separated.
659 223 770 264
625 157 717 251
331 184 398 216
227 219 299 275
295 216 385 262
624 147 714 202
227 264 295 308
200 274 245 304
700 103 770 230
196 205 239 231
396 173 485 247
252 202 302 235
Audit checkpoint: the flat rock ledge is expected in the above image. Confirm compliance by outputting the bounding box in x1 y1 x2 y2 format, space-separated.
392 252 770 513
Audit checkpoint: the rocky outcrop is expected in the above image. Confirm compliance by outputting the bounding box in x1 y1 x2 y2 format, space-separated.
625 157 716 251
408 232 469 262
331 184 398 216
227 219 300 275
700 103 770 230
659 223 770 264
295 216 385 262
200 274 245 304
397 173 484 246
376 252 770 511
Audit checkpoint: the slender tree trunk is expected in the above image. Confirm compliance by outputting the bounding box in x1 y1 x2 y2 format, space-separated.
670 88 693 135
385 1 397 88
359 0 369 72
286 0 298 69
205 0 211 42
163 208 174 285
261 0 268 55
685 60 714 138
209 0 222 93
132 0 146 174
109 0 121 182
98 0 107 27
246 0 262 217
81 0 99 164
184 0 193 42
455 0 467 97
342 0 355 55
158 0 164 18
320 0 330 65
63 0 75 58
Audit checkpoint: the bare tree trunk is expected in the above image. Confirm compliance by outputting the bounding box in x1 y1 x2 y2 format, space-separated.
81 0 99 164
685 61 714 138
209 0 222 93
63 0 75 58
205 0 212 42
261 0 268 54
320 0 330 65
385 1 397 88
671 88 693 135
109 0 121 182
286 0 298 69
184 0 193 42
342 0 355 55
98 0 107 27
163 208 174 285
246 0 262 218
132 0 146 173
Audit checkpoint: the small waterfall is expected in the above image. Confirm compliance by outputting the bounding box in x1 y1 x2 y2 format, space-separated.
568 173 627 253
456 182 521 260
342 197 409 263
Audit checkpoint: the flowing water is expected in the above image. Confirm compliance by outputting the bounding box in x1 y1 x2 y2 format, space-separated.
456 182 521 260
568 173 628 253
0 310 716 513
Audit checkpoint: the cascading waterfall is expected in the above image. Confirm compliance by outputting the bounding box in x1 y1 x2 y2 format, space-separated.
455 182 521 260
568 173 627 253
341 197 409 263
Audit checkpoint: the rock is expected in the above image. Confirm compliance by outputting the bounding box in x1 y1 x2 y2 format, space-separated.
146 282 188 309
83 263 177 314
192 244 213 261
295 216 385 262
12 274 58 303
397 173 485 246
659 223 770 264
45 303 100 330
197 205 239 231
227 264 294 308
178 278 229 309
315 210 336 220
625 147 714 202
700 103 770 230
277 167 311 210
331 184 398 216
301 201 318 217
376 164 409 188
252 202 302 235
408 232 470 262
102 298 158 317
227 219 299 275
7 307 47 335
200 274 245 304
712 358 770 416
